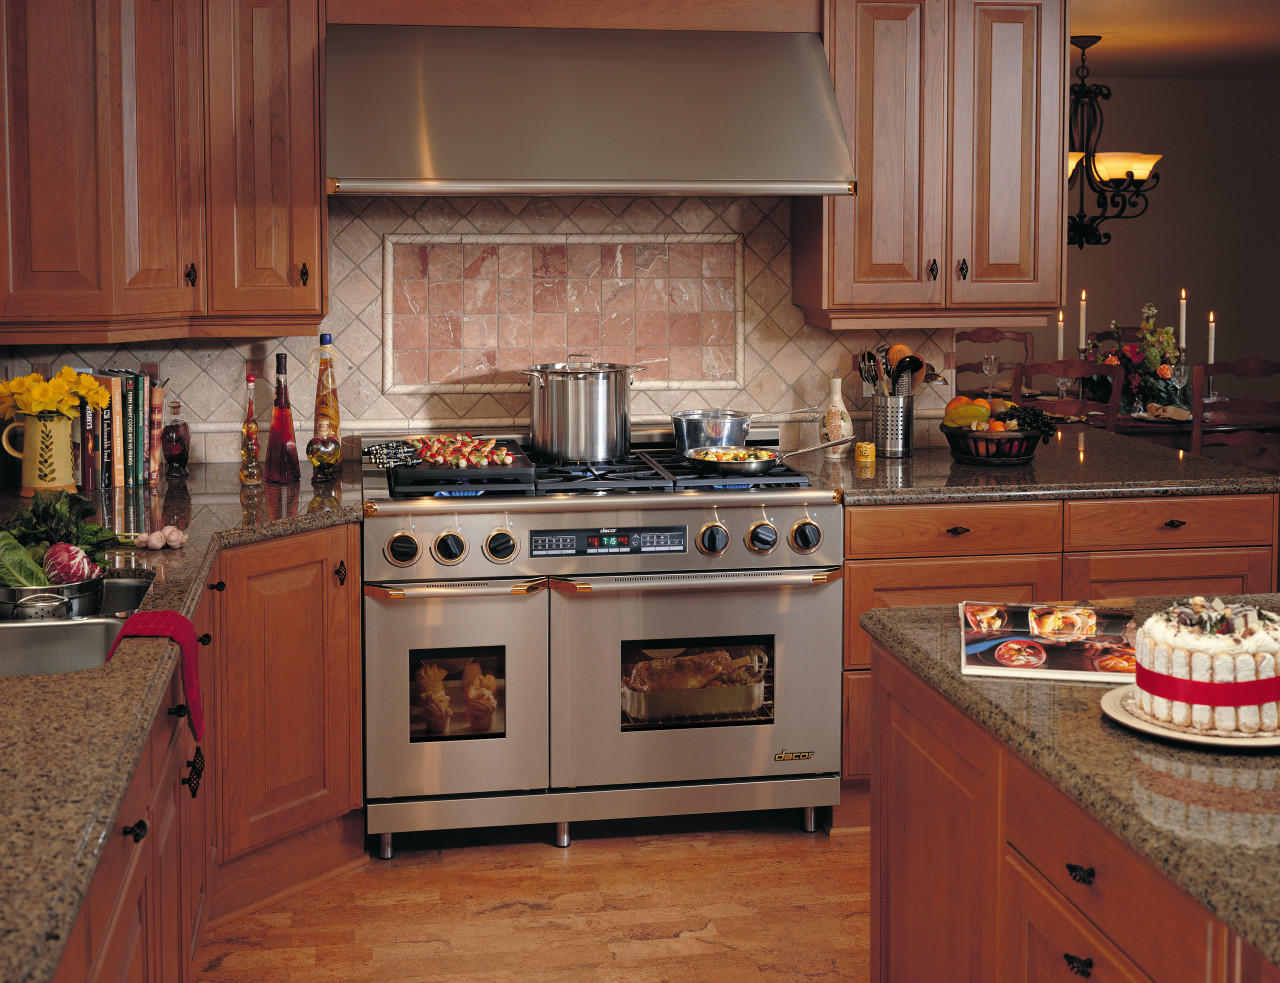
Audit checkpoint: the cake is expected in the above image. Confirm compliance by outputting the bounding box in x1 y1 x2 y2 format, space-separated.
1133 596 1280 736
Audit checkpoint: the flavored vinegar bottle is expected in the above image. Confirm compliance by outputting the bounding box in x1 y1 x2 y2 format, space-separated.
305 333 342 483
239 373 264 487
264 353 301 483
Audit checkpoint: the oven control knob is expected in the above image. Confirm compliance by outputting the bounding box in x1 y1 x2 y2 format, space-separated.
433 532 467 565
697 522 730 557
746 521 779 554
484 530 518 563
386 533 420 566
790 519 823 553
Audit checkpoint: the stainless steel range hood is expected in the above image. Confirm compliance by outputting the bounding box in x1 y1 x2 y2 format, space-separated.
325 25 855 197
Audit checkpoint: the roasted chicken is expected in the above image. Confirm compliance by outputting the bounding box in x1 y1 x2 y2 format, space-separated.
627 650 734 693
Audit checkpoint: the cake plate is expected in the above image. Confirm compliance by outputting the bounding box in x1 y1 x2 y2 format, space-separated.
1101 685 1280 748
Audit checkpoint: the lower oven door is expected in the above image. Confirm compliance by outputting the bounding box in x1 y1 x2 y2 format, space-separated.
364 579 549 800
548 569 842 788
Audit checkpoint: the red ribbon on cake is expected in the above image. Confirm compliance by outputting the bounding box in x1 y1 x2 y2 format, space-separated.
1136 663 1280 707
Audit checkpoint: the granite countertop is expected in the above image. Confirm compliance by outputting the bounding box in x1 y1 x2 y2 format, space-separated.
789 427 1280 504
861 598 1280 968
0 463 362 983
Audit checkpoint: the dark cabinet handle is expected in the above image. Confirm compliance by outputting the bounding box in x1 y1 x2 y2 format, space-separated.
197 633 212 645
1062 953 1093 977
1065 862 1095 885
927 258 938 281
300 262 310 286
1164 518 1186 528
122 819 148 843
957 258 969 281
946 526 970 536
182 746 205 799
335 560 347 586
184 263 197 287
168 704 188 719
208 580 225 592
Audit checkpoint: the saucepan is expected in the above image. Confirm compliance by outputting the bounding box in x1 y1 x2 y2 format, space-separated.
684 436 857 477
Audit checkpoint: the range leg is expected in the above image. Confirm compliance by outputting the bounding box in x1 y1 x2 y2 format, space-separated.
555 821 570 848
379 832 393 860
802 807 816 833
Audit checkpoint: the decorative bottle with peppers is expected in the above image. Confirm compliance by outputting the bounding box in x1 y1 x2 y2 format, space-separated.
239 373 263 486
305 333 342 483
265 353 301 483
160 399 190 478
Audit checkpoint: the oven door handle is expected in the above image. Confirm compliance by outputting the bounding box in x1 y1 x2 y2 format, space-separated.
548 567 841 594
364 579 549 600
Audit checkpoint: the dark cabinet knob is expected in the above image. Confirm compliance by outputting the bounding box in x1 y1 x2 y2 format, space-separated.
208 580 225 592
1164 518 1186 528
184 262 197 287
168 704 188 718
958 258 969 280
300 262 310 286
335 559 347 585
197 633 212 646
1065 862 1095 885
927 258 938 281
122 819 148 843
1062 953 1093 977
946 526 970 536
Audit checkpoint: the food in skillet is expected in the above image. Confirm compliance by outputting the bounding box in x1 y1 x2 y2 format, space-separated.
994 640 1046 668
690 448 776 462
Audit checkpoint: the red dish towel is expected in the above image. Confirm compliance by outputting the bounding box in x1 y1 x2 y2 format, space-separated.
107 611 204 741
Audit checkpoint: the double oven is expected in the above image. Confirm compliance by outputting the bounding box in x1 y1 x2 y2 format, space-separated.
360 432 843 856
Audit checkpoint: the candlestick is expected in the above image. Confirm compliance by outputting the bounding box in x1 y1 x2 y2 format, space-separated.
1078 290 1087 349
1057 310 1064 359
1179 289 1186 348
1208 311 1216 365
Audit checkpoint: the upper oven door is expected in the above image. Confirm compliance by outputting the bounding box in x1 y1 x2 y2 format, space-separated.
548 568 843 788
364 578 549 800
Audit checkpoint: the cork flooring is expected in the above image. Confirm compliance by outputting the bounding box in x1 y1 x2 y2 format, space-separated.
193 811 869 983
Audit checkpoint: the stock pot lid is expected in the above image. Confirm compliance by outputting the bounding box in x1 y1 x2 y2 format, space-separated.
526 360 634 377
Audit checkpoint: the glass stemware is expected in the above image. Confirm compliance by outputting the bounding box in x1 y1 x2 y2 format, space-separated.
1055 377 1070 401
1170 358 1190 404
982 354 999 395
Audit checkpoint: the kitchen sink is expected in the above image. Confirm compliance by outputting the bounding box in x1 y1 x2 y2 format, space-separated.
101 577 153 618
0 618 126 676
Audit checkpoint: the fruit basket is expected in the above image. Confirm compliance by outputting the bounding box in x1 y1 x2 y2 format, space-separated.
940 425 1047 466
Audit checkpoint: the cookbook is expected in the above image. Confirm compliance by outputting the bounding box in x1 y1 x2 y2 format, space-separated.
959 601 1137 681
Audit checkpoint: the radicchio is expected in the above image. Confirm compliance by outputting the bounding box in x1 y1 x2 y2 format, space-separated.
43 542 104 585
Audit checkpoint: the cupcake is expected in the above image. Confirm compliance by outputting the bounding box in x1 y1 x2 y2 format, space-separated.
421 688 453 735
466 685 498 731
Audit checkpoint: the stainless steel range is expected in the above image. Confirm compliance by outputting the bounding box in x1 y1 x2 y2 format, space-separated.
360 428 843 858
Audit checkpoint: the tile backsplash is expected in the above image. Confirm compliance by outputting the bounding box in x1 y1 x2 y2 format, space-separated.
2 196 953 462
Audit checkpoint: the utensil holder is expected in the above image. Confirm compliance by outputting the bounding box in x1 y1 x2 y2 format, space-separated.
873 394 912 458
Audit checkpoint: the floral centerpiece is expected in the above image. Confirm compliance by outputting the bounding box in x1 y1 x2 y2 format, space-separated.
1084 302 1186 414
0 365 109 420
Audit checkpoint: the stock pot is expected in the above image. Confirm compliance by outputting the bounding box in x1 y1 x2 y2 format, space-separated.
521 356 644 463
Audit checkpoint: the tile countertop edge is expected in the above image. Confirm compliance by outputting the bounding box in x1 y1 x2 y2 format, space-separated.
3 503 361 983
860 599 1280 969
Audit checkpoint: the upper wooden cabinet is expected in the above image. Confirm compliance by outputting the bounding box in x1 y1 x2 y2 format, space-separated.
0 0 325 343
792 0 1066 330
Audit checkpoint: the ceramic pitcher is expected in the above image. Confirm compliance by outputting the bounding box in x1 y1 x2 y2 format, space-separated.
2 412 77 497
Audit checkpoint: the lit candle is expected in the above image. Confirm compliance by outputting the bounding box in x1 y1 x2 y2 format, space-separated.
1179 289 1186 348
1079 290 1087 350
1208 311 1216 364
1057 310 1064 359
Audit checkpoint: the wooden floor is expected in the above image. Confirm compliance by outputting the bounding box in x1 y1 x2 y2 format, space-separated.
194 810 870 983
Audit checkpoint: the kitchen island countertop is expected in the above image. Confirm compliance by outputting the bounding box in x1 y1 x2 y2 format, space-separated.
0 464 362 983
861 596 1280 969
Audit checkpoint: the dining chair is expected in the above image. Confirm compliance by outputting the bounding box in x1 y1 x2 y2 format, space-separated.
955 328 1035 396
1010 359 1124 432
1190 359 1280 473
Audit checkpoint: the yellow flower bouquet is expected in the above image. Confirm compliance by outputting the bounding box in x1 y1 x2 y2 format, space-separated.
0 366 109 420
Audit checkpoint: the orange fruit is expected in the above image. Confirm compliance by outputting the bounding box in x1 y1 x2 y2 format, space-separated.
944 396 973 414
971 398 991 411
987 420 1007 432
886 344 914 367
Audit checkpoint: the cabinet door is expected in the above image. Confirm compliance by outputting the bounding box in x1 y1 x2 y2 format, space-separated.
844 553 1062 668
112 0 204 316
1063 548 1276 601
218 524 358 858
949 0 1064 306
0 0 113 317
830 0 945 308
204 0 323 316
842 669 871 780
872 646 1001 983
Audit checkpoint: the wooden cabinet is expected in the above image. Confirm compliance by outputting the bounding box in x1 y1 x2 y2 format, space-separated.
208 522 365 925
792 0 1066 329
203 0 325 326
0 0 324 342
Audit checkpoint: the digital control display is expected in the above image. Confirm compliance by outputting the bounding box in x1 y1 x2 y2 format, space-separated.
530 525 686 557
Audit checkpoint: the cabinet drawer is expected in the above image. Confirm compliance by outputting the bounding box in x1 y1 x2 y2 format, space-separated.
1065 495 1275 551
1006 755 1214 983
845 502 1061 558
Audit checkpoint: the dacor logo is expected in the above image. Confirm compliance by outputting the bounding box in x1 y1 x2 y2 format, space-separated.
774 749 814 761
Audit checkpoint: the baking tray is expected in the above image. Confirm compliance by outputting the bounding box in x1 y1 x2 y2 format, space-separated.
377 439 537 498
621 680 765 719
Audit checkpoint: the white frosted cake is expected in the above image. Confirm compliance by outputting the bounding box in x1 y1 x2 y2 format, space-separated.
1133 596 1280 736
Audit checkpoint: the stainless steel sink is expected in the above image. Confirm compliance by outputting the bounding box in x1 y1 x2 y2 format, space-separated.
101 577 153 618
0 618 126 676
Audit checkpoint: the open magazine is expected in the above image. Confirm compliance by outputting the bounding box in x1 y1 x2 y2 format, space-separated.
960 601 1137 682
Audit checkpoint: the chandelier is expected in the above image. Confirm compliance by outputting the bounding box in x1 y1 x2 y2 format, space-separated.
1067 35 1162 249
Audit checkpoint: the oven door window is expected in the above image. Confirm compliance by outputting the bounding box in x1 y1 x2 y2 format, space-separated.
620 635 773 731
410 646 505 742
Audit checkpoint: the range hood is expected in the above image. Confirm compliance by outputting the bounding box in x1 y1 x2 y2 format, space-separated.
325 25 855 197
